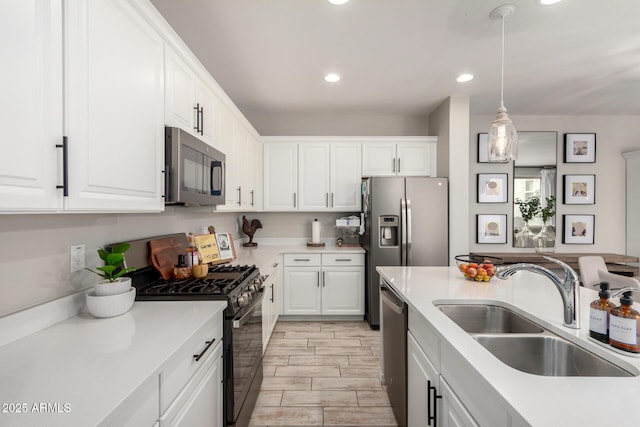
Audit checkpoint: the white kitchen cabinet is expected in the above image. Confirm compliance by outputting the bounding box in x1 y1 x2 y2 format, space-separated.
262 261 282 353
264 138 361 212
165 48 217 147
283 253 364 316
0 0 63 212
160 340 223 427
362 138 437 177
64 0 165 212
298 143 331 211
440 378 479 427
263 142 298 211
322 267 364 315
408 331 440 427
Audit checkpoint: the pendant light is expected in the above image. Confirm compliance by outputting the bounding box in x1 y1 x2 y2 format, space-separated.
487 5 518 163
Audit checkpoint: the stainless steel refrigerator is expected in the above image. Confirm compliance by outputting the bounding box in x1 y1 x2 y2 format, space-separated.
361 176 449 328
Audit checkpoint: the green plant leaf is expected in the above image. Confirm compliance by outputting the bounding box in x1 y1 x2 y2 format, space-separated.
110 243 131 254
97 249 109 261
105 253 124 266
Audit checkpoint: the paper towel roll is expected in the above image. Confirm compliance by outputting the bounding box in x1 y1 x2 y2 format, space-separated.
312 219 320 243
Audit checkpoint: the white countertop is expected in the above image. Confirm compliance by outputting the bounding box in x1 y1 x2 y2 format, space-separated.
0 300 226 427
377 266 640 426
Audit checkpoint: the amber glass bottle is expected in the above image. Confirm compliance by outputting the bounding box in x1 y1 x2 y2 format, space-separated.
609 291 640 353
589 282 615 343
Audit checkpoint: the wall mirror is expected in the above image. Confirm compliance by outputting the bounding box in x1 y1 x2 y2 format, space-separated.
513 132 558 247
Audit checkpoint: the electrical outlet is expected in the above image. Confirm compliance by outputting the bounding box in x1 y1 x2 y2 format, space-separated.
70 244 85 272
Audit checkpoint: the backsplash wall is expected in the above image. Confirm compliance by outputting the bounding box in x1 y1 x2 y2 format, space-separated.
0 209 353 317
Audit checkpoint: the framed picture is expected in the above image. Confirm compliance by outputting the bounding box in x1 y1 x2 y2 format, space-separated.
216 233 236 261
563 174 595 204
477 133 489 163
477 214 507 244
477 173 508 203
563 214 595 244
564 133 596 163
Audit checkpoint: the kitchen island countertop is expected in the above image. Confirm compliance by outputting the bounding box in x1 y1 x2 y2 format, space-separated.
377 266 640 426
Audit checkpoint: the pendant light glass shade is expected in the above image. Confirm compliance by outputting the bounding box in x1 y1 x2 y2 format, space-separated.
487 5 518 163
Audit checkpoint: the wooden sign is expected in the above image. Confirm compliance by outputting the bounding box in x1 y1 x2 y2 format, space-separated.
192 234 221 264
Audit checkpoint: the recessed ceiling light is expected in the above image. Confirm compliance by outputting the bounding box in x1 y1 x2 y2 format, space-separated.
456 73 475 83
537 0 563 5
328 0 349 4
324 73 341 83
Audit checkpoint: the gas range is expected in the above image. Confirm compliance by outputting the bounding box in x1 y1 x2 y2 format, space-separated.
130 263 266 316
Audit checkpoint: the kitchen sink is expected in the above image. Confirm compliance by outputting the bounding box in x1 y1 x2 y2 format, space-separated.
436 304 544 334
435 303 637 377
474 335 634 377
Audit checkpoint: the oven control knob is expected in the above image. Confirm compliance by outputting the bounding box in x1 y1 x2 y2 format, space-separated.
236 296 247 307
242 291 252 301
248 284 258 292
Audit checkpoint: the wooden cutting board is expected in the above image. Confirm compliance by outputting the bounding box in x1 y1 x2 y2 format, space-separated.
149 234 187 280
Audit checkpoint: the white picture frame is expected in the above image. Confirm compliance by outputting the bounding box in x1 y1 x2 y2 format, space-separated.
215 233 235 261
563 214 595 244
477 173 508 203
563 174 595 205
477 214 507 244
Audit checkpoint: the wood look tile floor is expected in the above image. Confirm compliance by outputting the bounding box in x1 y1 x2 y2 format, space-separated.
249 321 398 427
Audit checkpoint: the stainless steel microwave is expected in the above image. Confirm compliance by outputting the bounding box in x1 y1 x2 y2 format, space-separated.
165 127 225 206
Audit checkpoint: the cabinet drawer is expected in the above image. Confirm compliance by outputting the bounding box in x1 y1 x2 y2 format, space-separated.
284 253 321 266
322 253 364 266
161 313 223 412
408 306 440 371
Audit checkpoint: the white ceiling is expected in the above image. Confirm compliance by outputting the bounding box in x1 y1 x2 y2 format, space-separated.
149 0 640 128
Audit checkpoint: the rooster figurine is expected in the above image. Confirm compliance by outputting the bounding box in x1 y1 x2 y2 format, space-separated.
242 216 263 247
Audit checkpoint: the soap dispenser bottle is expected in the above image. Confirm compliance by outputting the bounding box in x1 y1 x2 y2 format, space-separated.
609 291 640 353
589 282 615 343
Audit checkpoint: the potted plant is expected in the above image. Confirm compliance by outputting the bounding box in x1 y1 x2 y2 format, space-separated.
514 196 540 248
534 196 556 253
86 243 136 296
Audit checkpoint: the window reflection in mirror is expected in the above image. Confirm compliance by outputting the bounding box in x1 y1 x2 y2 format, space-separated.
513 132 557 247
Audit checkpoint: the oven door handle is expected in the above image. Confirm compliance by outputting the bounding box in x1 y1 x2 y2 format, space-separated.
233 292 265 328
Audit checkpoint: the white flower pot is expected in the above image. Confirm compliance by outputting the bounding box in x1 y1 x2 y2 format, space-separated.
94 277 132 296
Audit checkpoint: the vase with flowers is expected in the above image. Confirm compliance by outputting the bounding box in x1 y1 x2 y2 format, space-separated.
533 196 556 253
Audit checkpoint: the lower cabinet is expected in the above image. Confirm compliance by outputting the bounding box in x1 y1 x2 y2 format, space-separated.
440 378 479 427
283 253 364 316
408 332 441 427
262 261 282 353
159 340 223 427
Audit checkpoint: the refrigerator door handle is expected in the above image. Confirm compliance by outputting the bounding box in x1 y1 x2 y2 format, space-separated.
406 198 412 265
401 197 407 266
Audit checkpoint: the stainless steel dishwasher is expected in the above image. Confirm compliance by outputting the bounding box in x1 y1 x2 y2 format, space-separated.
381 282 408 427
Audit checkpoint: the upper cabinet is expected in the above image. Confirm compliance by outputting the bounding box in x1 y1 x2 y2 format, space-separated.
164 48 217 147
263 138 362 212
0 0 63 212
64 0 165 212
362 138 437 177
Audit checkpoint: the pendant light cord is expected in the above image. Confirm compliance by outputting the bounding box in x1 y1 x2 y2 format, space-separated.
500 15 505 108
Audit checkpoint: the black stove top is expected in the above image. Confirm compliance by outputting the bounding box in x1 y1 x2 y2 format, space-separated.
131 264 258 301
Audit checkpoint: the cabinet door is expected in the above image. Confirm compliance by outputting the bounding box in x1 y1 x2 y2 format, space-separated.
321 267 364 315
396 140 437 176
65 0 164 212
283 267 321 315
362 142 396 176
440 378 479 427
165 48 197 134
298 143 330 211
330 143 362 211
408 332 440 427
0 0 62 212
263 143 298 211
195 82 216 146
161 343 224 427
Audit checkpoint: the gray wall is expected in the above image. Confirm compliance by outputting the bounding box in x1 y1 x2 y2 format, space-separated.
469 115 640 254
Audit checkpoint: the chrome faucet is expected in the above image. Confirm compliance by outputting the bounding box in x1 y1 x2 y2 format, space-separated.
496 256 580 329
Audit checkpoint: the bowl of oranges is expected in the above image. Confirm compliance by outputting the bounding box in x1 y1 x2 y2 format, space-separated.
455 255 503 282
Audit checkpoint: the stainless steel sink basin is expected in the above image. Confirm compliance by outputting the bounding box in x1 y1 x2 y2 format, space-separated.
437 304 544 334
475 335 634 377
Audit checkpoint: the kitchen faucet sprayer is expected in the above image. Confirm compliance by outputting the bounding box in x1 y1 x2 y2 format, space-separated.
496 257 580 329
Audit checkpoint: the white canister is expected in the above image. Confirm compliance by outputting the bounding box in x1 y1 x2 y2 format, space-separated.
312 219 320 243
